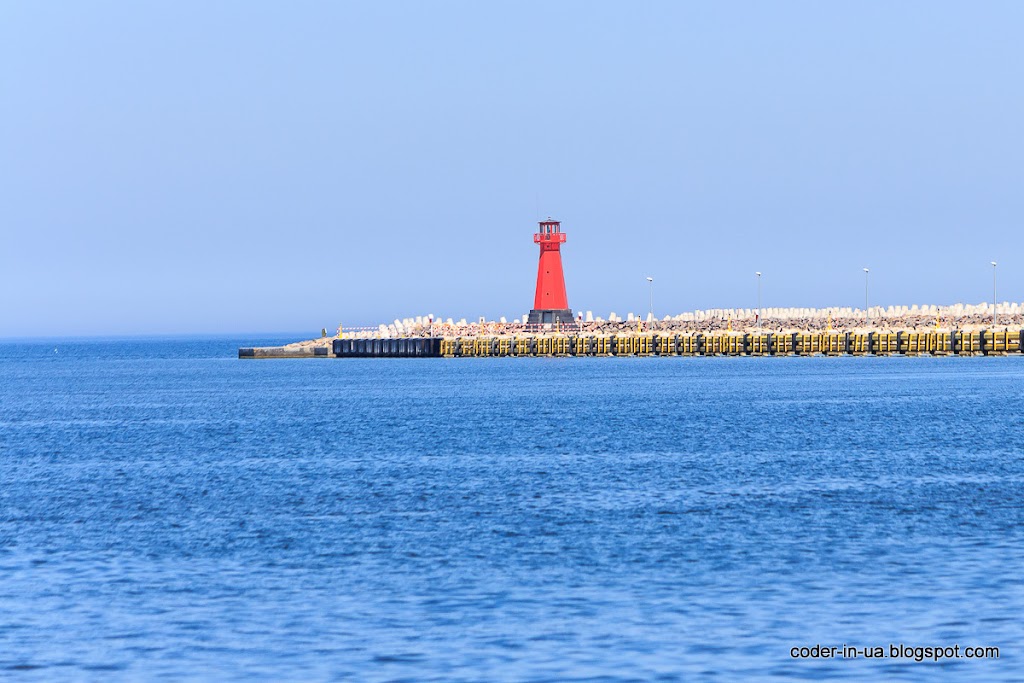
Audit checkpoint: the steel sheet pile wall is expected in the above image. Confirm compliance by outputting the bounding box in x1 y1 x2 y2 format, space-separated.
318 330 1024 359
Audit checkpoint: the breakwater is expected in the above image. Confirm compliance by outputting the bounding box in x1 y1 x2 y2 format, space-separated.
358 301 1024 338
241 330 1024 358
238 346 330 359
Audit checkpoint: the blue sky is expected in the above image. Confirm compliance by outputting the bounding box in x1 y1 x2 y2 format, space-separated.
2 2 1022 336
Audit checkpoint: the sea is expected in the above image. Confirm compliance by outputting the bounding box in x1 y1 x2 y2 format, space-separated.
1 336 1022 681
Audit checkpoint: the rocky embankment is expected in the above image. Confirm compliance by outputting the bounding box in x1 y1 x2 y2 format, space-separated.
312 301 1024 342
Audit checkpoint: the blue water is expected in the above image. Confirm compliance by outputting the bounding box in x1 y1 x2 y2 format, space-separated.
1 337 1022 681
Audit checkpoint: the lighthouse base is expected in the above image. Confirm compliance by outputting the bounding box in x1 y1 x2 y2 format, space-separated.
528 308 575 326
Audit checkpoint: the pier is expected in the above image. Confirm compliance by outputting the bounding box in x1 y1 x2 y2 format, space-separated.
239 330 1024 359
238 346 331 359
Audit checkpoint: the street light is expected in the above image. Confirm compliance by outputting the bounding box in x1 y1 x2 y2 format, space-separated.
863 268 870 325
991 261 998 326
755 272 762 330
646 277 654 324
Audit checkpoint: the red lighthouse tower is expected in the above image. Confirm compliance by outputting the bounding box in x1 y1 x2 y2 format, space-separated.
528 218 573 326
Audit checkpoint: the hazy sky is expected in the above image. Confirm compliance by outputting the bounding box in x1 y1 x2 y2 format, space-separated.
2 2 1022 336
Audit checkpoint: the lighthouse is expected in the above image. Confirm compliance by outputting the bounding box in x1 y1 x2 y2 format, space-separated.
527 218 573 326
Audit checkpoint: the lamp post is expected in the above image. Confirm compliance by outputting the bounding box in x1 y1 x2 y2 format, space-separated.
756 271 762 330
646 276 654 324
991 261 998 326
863 268 870 326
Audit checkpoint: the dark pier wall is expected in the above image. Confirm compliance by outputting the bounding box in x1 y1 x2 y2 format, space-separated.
332 338 442 358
